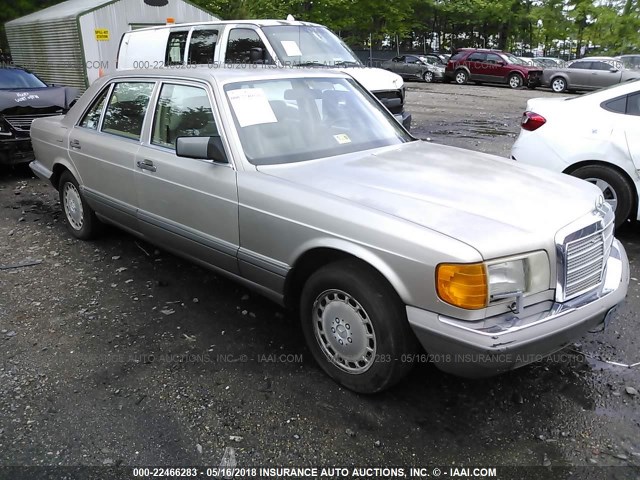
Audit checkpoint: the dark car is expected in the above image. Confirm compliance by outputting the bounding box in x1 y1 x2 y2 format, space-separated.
381 54 445 83
0 67 77 165
444 49 543 89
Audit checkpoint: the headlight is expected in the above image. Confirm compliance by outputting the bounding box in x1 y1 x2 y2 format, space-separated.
436 251 550 310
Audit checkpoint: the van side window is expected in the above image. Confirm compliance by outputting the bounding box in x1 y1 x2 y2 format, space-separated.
151 83 217 149
188 29 218 65
101 82 154 140
225 28 272 64
166 31 188 65
79 87 109 129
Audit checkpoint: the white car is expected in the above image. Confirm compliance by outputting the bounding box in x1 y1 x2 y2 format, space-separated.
511 80 640 228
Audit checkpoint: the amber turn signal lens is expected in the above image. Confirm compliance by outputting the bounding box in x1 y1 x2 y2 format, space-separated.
436 263 488 309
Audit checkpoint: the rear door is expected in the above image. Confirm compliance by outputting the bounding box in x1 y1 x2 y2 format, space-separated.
466 52 486 81
68 81 155 230
134 81 240 273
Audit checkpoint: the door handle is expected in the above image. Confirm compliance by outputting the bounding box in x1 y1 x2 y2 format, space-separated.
70 139 81 149
136 159 157 172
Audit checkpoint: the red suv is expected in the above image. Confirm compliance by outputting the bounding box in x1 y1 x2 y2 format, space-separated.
445 49 543 89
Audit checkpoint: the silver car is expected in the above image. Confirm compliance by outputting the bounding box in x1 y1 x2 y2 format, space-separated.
381 55 445 83
29 68 629 393
544 56 640 93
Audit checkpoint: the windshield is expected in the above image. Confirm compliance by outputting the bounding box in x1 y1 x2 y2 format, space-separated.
0 68 47 89
620 55 640 70
261 25 362 67
503 53 527 66
224 77 412 165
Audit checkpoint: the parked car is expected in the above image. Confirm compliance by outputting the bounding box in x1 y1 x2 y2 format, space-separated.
617 54 640 70
534 57 566 68
117 19 411 130
0 66 77 165
511 80 640 228
445 48 544 89
544 57 640 93
381 54 445 83
29 68 628 393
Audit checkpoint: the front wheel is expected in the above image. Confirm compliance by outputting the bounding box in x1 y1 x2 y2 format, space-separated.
58 171 102 240
423 71 434 83
508 73 523 89
571 165 634 229
300 260 418 393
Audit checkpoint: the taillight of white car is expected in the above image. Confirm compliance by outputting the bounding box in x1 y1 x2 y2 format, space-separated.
521 111 546 131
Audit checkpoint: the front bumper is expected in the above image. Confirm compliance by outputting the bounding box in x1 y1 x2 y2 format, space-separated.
0 137 34 165
394 110 412 131
527 76 543 87
407 239 629 378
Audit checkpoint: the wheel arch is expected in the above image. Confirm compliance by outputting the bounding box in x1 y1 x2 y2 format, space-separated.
283 244 407 311
564 160 639 219
51 161 82 191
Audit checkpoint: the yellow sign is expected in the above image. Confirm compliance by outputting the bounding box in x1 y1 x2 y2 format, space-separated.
94 29 110 41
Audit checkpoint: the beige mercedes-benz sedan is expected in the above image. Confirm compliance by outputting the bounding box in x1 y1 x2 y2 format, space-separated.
29 68 629 393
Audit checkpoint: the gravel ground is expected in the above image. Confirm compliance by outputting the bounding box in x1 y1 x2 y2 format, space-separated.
1 82 639 479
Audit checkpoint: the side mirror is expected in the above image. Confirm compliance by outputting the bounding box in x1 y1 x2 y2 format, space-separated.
176 136 227 163
610 67 619 73
249 47 264 63
497 61 506 66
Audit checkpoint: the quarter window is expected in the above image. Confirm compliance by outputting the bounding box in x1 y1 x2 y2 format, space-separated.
188 29 218 64
626 92 640 116
101 82 154 140
225 28 272 64
166 31 188 65
79 87 109 129
151 83 217 149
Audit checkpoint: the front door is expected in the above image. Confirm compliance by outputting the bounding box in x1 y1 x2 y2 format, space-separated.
134 82 240 274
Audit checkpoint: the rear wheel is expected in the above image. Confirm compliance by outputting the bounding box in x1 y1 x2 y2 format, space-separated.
508 73 524 89
58 171 102 240
571 165 634 229
300 260 417 393
551 77 567 93
454 69 469 85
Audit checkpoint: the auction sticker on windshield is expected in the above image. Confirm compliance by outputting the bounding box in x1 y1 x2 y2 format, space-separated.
227 88 277 127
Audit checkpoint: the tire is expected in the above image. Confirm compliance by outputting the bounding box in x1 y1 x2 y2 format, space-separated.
551 76 567 93
508 73 523 89
58 171 101 240
454 69 468 85
422 70 434 83
571 165 634 229
300 260 418 393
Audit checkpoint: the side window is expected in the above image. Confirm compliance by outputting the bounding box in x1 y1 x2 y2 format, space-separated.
485 53 502 65
592 61 612 71
101 82 154 140
225 28 272 64
626 93 640 116
79 87 109 129
468 52 485 62
151 84 216 149
166 31 188 65
569 62 590 69
188 29 218 65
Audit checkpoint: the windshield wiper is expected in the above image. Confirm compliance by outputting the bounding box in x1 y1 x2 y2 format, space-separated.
333 60 361 67
295 61 325 67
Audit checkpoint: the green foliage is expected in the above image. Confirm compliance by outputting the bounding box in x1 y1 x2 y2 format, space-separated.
2 0 639 56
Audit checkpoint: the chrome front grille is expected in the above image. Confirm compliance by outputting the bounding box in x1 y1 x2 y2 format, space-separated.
3 112 62 132
556 204 615 302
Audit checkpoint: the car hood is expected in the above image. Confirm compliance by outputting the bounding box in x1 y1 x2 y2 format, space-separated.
257 141 601 259
0 86 78 112
340 67 404 92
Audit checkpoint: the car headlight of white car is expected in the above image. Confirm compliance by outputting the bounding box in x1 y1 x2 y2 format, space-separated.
436 251 550 310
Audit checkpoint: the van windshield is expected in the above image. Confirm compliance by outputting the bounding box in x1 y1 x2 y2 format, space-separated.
261 26 362 67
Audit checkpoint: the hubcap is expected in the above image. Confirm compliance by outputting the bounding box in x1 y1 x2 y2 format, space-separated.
424 72 433 82
552 79 564 92
585 177 618 213
312 289 376 374
510 76 521 88
456 72 466 84
63 182 84 231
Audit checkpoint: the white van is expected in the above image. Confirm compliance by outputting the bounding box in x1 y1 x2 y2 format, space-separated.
117 20 411 129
